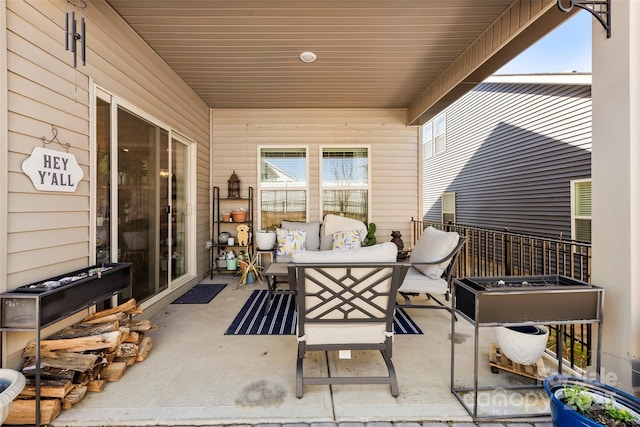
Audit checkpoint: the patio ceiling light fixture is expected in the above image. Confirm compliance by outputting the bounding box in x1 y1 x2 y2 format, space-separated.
299 51 317 63
65 0 87 67
557 0 611 38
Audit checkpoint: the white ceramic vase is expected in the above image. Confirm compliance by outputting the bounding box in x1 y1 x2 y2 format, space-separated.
255 230 276 250
495 325 549 365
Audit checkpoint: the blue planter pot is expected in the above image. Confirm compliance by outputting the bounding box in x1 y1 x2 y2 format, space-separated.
544 375 640 427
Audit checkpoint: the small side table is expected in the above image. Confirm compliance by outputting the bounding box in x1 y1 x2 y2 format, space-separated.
262 262 294 315
255 248 275 269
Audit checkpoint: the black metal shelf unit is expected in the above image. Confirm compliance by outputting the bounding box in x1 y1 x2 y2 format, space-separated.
210 186 254 277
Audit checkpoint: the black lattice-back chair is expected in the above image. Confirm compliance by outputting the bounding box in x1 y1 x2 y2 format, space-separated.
288 243 409 398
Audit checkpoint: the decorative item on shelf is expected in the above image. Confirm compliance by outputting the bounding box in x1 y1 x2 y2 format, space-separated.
228 170 240 198
216 252 227 269
255 229 277 250
236 224 250 246
231 208 247 223
222 211 231 222
218 231 230 245
226 251 237 271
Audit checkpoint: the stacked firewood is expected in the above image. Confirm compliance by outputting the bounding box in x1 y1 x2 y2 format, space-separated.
6 299 155 425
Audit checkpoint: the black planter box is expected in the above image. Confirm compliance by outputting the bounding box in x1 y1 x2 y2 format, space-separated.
453 275 603 324
1 263 131 329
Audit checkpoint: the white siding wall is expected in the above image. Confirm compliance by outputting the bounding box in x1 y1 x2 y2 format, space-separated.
211 108 419 246
4 2 209 291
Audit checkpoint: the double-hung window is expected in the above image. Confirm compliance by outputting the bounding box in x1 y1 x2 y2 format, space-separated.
321 147 370 223
422 113 446 158
571 179 592 243
434 113 447 154
259 147 308 229
422 122 433 159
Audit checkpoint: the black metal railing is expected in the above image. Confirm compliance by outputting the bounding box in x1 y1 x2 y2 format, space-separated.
411 219 593 371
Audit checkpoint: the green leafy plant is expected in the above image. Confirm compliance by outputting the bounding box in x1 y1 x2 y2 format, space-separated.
604 398 638 423
236 253 264 288
365 222 377 246
563 385 595 413
561 384 639 427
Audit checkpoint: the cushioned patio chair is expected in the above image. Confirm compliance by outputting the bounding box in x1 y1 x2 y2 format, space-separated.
397 226 466 315
288 243 409 398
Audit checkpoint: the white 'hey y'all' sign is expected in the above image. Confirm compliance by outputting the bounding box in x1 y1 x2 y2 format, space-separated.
22 147 84 192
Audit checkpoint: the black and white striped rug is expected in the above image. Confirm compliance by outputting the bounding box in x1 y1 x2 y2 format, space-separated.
225 289 423 335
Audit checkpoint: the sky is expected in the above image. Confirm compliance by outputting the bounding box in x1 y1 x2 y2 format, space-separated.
496 10 592 74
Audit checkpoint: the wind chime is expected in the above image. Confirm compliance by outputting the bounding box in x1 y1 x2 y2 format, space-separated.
65 0 87 67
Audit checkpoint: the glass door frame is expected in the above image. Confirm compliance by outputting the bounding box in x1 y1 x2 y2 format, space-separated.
91 84 197 305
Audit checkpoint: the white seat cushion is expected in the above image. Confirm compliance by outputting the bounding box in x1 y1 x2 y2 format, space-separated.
303 323 388 345
398 266 448 294
410 226 460 279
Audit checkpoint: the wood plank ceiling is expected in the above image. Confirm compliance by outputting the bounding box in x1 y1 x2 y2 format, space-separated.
105 0 571 123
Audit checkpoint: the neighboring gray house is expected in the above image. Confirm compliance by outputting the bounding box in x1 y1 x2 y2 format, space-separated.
421 74 592 241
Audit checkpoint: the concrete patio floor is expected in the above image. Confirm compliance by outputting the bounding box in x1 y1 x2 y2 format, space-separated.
52 274 555 427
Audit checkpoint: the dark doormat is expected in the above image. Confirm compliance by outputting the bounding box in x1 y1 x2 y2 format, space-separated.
225 289 423 335
172 283 226 304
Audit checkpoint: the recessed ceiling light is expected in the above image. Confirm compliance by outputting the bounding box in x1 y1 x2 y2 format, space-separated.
299 51 317 63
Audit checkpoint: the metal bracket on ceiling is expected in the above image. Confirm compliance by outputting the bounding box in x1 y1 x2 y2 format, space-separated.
557 0 611 38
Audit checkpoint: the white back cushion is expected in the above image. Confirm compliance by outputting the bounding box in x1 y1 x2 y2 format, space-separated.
411 227 460 279
292 242 397 263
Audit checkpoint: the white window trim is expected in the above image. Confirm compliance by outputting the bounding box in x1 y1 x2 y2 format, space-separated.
422 123 433 160
257 145 310 228
570 178 592 242
319 145 371 224
92 83 198 300
442 192 456 224
433 113 447 155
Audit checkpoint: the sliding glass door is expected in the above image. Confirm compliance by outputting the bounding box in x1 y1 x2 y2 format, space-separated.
96 91 192 302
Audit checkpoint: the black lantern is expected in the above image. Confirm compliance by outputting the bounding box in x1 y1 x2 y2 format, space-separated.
228 170 240 199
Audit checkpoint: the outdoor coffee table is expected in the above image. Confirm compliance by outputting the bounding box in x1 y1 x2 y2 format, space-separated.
262 262 295 315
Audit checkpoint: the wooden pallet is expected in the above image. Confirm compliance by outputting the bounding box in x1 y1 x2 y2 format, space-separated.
489 343 547 381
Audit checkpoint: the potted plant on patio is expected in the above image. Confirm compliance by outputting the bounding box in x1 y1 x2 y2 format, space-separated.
236 253 264 288
544 375 640 427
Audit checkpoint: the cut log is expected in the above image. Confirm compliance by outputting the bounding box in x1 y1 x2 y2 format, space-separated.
119 327 131 343
115 356 137 366
21 366 76 381
19 379 73 399
23 352 98 372
102 361 127 382
83 312 125 325
5 399 61 425
23 331 122 354
136 336 153 362
83 299 137 322
124 331 140 343
115 343 138 359
46 321 119 340
86 379 105 392
62 385 87 409
127 319 155 332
